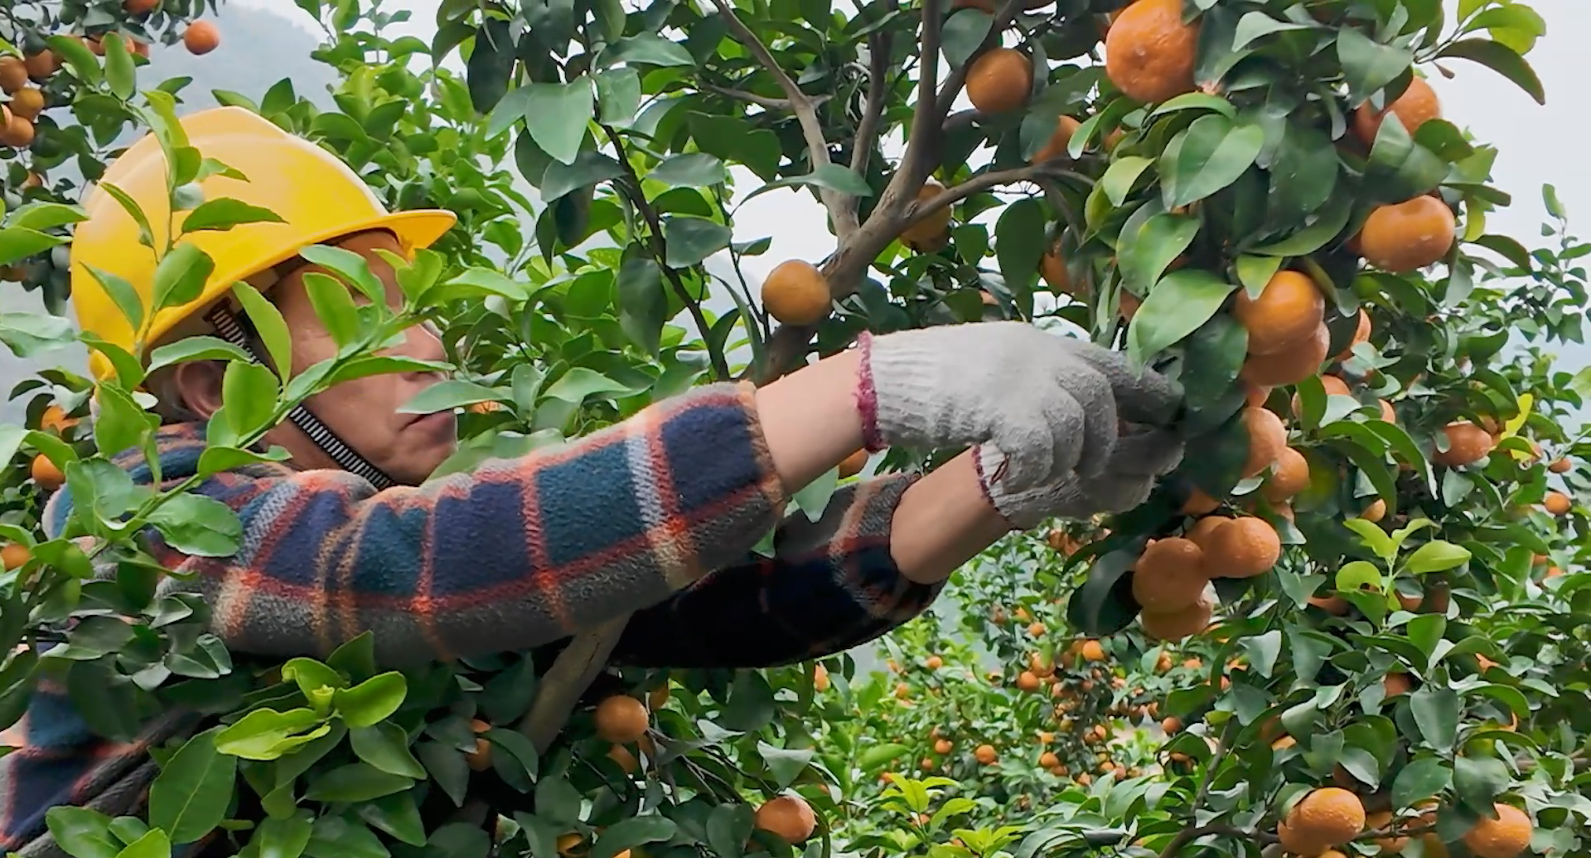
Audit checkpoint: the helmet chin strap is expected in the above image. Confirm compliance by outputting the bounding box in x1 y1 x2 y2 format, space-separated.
204 303 399 491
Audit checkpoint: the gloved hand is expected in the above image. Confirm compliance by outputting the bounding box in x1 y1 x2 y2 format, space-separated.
858 322 1182 491
974 423 1186 530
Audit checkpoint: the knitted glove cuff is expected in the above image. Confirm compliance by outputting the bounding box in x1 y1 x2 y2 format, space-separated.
855 332 887 453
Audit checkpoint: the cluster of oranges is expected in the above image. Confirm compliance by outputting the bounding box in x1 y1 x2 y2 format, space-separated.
1276 787 1533 858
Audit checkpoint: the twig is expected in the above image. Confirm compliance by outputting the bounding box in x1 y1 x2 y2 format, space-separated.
601 124 732 381
515 615 633 750
708 0 858 238
701 82 802 110
850 28 893 173
1156 723 1237 858
899 163 1057 234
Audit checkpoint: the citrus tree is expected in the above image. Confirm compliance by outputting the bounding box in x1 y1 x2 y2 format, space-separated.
2 0 1588 857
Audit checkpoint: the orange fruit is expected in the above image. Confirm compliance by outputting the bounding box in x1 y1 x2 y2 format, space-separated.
1364 810 1409 853
894 681 909 699
1309 593 1349 615
1080 640 1105 661
1025 621 1043 637
124 0 159 11
39 405 76 433
974 744 997 764
1185 516 1228 552
1233 271 1326 356
1203 516 1280 578
0 111 33 148
1384 671 1413 696
1181 486 1220 516
813 662 830 692
607 743 639 774
1357 196 1457 273
1240 322 1331 387
1262 447 1310 502
1040 246 1078 296
1461 803 1532 858
1544 491 1570 516
762 260 831 325
1017 671 1040 692
467 399 503 414
1434 421 1495 467
1550 457 1572 474
1161 716 1181 734
1286 787 1366 848
1038 751 1059 768
466 718 492 771
1353 76 1441 146
183 21 221 55
837 449 868 478
1139 594 1213 642
1361 498 1387 523
31 454 63 490
965 48 1033 114
1104 0 1199 104
1335 308 1372 361
0 58 25 94
754 795 817 844
901 181 952 247
1244 382 1272 407
1240 405 1287 478
1031 115 1083 163
934 738 953 754
1131 537 1208 613
925 655 943 670
593 695 649 744
1118 290 1141 320
23 51 58 81
1376 399 1396 423
1271 735 1297 751
1292 374 1352 419
9 87 44 120
0 543 28 571
1277 820 1328 858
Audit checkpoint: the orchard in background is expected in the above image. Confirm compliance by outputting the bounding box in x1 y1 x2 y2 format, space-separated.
0 0 1587 857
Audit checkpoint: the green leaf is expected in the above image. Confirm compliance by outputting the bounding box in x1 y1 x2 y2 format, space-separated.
297 245 386 305
417 741 469 807
604 33 694 67
1239 630 1282 678
254 815 314 858
740 164 874 204
534 776 584 825
591 817 679 858
220 360 281 438
1453 755 1510 814
649 153 726 188
1231 11 1311 51
305 815 389 858
1160 115 1264 208
1337 28 1414 104
281 657 346 697
941 9 992 68
595 68 641 127
91 384 155 459
150 242 216 316
522 79 595 165
215 707 328 760
115 829 171 858
1100 156 1155 207
541 151 624 202
857 743 910 772
995 198 1047 309
357 794 425 847
1365 114 1447 204
301 272 361 347
617 256 666 356
182 198 287 233
304 762 414 803
46 807 120 858
0 311 74 357
47 34 101 85
350 724 427 779
1406 540 1471 574
11 202 88 231
333 672 407 728
1122 213 1199 293
663 216 731 268
233 282 293 376
1128 269 1236 361
1410 687 1460 750
1067 545 1145 636
145 336 253 372
1267 123 1337 225
146 493 242 557
397 379 504 414
427 824 491 858
1406 614 1447 660
1251 192 1353 257
0 227 68 268
148 729 236 845
1437 38 1545 105
1392 757 1451 808
757 742 814 788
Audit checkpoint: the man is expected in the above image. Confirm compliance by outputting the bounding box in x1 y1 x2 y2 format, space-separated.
0 107 1184 854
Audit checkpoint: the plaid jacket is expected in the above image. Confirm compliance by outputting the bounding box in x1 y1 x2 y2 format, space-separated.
1 381 942 856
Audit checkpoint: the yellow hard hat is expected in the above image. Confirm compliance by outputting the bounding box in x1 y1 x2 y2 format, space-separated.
70 106 457 381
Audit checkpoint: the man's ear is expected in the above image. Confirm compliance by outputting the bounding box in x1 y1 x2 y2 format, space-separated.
170 361 226 419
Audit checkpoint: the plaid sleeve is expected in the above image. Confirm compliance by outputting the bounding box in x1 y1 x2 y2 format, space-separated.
608 472 945 669
67 382 787 667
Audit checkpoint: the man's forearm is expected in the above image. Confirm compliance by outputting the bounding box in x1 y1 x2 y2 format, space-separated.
889 450 1013 584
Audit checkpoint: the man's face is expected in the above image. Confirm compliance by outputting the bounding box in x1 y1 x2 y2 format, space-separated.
270 231 457 485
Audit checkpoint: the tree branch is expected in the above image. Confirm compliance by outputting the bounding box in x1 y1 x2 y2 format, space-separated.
516 615 633 751
602 124 732 381
850 28 892 173
701 82 804 110
708 0 859 238
899 163 1057 235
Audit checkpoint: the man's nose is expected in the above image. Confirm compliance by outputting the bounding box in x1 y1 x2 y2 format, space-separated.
396 322 447 370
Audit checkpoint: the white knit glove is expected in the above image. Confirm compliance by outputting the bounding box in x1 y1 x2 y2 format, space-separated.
975 424 1186 530
858 323 1182 491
